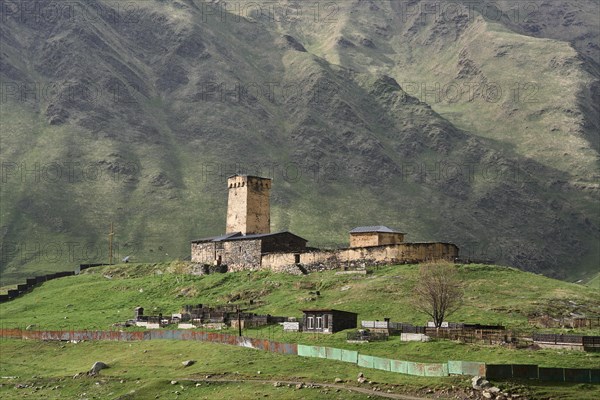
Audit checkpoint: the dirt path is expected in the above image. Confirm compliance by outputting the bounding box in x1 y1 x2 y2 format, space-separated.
185 377 432 399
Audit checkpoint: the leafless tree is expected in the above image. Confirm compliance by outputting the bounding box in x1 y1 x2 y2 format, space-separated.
412 261 464 328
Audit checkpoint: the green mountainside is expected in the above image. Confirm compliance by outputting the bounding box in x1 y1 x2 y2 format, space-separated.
1 1 599 284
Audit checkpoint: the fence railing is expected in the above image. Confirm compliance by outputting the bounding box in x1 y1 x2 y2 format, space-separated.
347 331 388 342
0 264 109 303
1 328 598 383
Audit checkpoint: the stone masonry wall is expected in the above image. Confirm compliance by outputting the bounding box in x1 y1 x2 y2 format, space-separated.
191 242 215 263
349 232 405 248
223 240 262 271
262 243 458 273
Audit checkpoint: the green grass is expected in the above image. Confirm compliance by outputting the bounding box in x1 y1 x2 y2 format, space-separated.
2 262 598 332
1 263 599 399
0 338 598 400
0 339 444 400
586 272 600 290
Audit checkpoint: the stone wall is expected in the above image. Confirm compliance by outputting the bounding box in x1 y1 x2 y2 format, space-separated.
192 240 262 270
262 242 458 273
349 233 380 248
223 240 262 271
377 232 405 246
191 242 215 264
195 241 458 274
349 232 405 248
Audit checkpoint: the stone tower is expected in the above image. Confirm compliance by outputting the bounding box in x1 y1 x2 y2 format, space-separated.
226 175 271 235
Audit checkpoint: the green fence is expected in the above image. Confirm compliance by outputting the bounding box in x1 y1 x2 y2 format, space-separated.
297 345 358 364
448 360 486 376
301 347 451 377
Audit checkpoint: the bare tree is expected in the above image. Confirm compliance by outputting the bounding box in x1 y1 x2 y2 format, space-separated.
412 261 464 328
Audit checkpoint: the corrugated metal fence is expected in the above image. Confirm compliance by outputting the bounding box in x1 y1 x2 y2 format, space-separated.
0 328 297 355
1 329 598 383
486 364 600 384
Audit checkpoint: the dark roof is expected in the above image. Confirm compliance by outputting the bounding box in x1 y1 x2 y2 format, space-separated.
191 232 242 243
349 226 405 234
192 231 307 244
405 241 458 246
301 309 358 315
228 174 272 180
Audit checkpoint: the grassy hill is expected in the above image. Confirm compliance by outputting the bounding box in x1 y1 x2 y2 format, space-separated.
2 262 599 333
1 263 599 399
1 0 599 284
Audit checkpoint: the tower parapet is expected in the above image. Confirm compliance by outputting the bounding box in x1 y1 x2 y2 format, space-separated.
226 175 271 235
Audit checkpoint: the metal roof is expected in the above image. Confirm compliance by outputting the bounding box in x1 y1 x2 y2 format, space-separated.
301 309 358 315
191 231 307 244
349 226 405 234
191 232 242 243
227 174 272 180
225 231 304 241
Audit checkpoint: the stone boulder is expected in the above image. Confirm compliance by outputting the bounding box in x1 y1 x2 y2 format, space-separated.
181 360 195 367
89 362 108 375
471 376 491 390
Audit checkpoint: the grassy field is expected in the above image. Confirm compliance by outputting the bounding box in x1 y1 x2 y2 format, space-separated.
1 263 599 399
0 339 598 400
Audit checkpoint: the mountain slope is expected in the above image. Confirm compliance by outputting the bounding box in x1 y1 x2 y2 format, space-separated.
1 0 598 283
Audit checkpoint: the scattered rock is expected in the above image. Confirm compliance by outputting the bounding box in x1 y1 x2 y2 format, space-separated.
89 362 108 375
340 285 351 291
273 382 281 387
482 391 493 399
295 383 304 389
181 360 195 367
171 380 178 385
489 387 501 393
334 378 343 383
471 376 491 390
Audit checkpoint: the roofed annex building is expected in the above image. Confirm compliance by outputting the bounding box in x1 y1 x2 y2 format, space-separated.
191 175 458 273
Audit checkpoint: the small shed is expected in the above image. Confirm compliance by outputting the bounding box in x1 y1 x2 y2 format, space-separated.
301 309 358 334
349 226 405 248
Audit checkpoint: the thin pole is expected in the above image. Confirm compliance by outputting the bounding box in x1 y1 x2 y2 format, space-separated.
109 222 114 265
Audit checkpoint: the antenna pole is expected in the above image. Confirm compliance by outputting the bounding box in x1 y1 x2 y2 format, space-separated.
109 222 114 264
